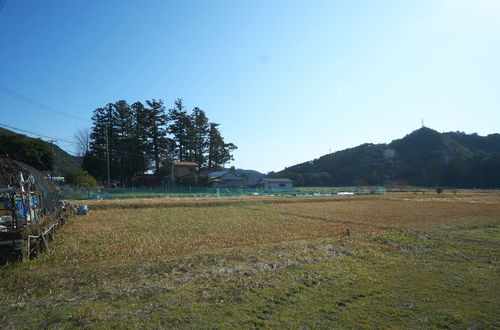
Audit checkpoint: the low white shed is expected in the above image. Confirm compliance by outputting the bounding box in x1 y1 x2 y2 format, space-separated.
258 178 293 191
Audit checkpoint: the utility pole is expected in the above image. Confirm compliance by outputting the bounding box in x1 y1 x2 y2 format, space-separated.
49 140 56 178
105 123 110 187
171 161 175 186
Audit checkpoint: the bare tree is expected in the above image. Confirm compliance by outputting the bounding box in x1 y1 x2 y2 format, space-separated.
74 127 91 156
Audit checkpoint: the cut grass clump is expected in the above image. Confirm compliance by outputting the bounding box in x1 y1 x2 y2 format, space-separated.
370 232 431 255
372 231 427 247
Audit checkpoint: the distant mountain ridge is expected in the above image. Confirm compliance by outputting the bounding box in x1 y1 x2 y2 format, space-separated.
279 127 500 188
235 169 267 185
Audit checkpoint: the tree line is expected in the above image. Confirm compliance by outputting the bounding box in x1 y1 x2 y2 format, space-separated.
281 153 500 189
0 130 52 171
81 98 236 186
279 130 500 189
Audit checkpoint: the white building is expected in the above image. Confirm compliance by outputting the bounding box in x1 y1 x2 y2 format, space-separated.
258 178 293 191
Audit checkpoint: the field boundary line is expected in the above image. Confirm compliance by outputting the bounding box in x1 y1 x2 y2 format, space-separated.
243 205 399 232
80 196 379 210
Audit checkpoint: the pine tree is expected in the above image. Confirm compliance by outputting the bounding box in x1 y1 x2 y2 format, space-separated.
112 100 140 185
84 104 113 182
84 98 237 186
84 101 147 186
208 123 220 169
190 107 210 168
208 123 237 169
143 99 171 176
168 99 190 161
132 101 149 149
183 108 195 162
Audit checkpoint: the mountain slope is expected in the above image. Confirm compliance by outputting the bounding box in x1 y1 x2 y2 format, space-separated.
280 127 500 188
0 127 82 175
236 169 267 185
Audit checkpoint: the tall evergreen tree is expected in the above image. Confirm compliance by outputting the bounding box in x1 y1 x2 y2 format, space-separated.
184 113 196 162
84 101 146 186
84 97 237 186
132 101 149 149
83 104 113 182
190 107 210 167
168 99 190 161
142 99 171 176
208 123 219 169
112 100 145 185
208 123 237 169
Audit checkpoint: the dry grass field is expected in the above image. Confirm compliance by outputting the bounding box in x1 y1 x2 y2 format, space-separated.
1 192 499 328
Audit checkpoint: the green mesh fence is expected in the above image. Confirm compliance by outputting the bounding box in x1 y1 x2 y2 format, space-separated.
58 186 387 200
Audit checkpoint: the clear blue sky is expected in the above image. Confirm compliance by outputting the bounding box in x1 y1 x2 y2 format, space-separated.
1 0 499 173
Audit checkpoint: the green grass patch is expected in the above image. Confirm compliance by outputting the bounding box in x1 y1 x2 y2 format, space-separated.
1 195 499 328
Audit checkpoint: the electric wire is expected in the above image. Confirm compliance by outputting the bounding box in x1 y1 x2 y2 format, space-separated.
0 123 149 160
0 123 76 145
0 85 87 122
0 0 7 11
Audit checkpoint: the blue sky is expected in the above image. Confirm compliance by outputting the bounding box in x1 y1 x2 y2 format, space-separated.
1 0 499 173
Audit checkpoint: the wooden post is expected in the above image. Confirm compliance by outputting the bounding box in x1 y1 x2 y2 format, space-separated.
40 234 49 252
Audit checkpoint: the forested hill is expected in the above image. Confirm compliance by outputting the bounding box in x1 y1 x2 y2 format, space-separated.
236 169 267 185
279 127 500 188
0 127 81 175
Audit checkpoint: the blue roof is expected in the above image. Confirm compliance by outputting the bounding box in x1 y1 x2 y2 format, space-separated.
210 170 230 178
210 170 244 180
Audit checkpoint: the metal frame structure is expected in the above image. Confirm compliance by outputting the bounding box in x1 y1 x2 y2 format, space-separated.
0 155 70 264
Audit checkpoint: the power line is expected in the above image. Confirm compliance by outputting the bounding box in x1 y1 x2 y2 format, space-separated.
0 94 63 121
0 0 7 11
0 123 76 145
0 123 114 173
0 122 163 182
0 123 148 160
0 85 88 122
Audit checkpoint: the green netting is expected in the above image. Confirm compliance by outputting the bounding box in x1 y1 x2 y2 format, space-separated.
58 186 387 200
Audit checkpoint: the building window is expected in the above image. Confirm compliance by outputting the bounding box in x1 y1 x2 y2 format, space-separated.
279 183 286 187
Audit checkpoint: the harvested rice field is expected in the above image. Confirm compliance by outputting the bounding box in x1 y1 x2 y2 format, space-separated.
1 192 499 328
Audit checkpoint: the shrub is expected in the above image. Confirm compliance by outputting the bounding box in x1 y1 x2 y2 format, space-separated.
65 169 97 187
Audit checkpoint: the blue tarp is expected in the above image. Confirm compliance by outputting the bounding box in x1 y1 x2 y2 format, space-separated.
1 196 40 221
